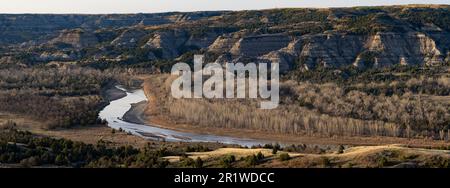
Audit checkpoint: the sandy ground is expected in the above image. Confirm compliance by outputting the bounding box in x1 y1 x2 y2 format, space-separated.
123 101 148 124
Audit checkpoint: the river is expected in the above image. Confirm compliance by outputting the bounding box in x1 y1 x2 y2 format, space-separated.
98 86 268 147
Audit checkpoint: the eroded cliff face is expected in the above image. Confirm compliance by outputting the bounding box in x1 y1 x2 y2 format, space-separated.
111 28 147 47
39 51 78 61
0 12 223 44
208 35 242 53
1 6 449 71
257 39 303 72
12 28 450 71
49 29 98 48
185 32 220 50
143 31 184 59
358 32 446 67
230 34 292 57
207 31 448 71
142 30 220 59
297 33 366 68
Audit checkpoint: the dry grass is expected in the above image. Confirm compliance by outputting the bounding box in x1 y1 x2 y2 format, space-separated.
165 144 450 168
164 148 302 162
137 74 450 149
143 74 449 139
0 112 151 148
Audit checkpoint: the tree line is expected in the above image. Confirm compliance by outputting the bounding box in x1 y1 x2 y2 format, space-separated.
0 66 136 129
152 73 449 140
0 127 169 168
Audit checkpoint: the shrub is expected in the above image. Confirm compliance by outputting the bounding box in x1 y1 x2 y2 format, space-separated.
185 145 211 152
220 155 236 168
320 157 331 167
279 153 291 161
337 145 345 154
377 157 388 167
179 156 195 167
194 157 204 168
256 152 265 161
245 155 259 167
245 152 265 167
272 143 281 154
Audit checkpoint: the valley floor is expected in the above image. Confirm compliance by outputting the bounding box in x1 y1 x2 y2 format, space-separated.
2 111 450 168
122 75 450 149
0 113 150 148
1 74 449 168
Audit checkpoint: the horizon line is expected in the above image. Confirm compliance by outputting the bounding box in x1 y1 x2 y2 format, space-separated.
0 3 447 15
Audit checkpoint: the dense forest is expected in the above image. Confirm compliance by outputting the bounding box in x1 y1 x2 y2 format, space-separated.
0 126 170 167
150 65 450 140
0 66 136 129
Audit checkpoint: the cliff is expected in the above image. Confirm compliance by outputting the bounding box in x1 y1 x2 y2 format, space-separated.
0 5 449 71
49 29 98 48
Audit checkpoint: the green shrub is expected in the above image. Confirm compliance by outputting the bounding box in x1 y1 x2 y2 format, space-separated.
279 153 291 161
256 152 265 161
337 145 345 154
194 157 204 168
221 155 236 168
245 155 259 167
179 156 195 167
377 157 388 167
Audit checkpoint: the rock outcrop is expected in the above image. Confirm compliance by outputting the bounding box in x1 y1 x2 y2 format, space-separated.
49 29 98 48
362 32 445 66
1 6 449 71
142 31 186 59
257 40 303 72
210 31 448 70
230 34 292 57
111 28 147 47
297 33 366 68
0 12 223 45
208 30 249 53
38 51 77 61
184 32 220 49
142 30 220 59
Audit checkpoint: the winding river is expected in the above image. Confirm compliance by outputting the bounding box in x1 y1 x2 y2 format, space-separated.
99 86 267 147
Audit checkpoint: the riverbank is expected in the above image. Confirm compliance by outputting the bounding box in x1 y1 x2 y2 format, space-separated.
123 101 148 124
123 74 450 148
0 112 152 148
101 83 127 102
0 83 149 148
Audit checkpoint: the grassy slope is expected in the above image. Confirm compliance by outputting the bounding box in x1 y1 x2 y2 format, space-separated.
167 145 450 168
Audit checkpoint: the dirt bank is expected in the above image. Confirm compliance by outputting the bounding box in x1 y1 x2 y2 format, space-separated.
0 83 149 148
123 101 148 124
101 83 127 101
